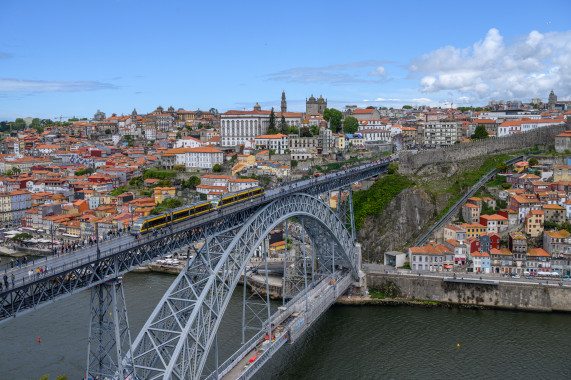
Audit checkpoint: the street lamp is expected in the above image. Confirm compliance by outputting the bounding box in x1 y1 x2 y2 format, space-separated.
50 220 55 256
95 222 101 259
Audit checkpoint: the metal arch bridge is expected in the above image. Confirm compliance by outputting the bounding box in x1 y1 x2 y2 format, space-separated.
127 192 359 380
0 159 389 379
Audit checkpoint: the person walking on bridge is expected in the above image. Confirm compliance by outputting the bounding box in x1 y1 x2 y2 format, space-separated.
3 274 8 289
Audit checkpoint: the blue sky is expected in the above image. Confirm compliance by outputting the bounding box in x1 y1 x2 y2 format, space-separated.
1 0 570 120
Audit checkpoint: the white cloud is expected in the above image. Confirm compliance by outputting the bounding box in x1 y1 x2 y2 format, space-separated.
369 66 386 77
267 60 392 84
0 78 117 92
410 28 571 101
373 97 433 104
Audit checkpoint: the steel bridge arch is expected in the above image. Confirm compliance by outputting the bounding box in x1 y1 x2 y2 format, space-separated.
128 193 357 380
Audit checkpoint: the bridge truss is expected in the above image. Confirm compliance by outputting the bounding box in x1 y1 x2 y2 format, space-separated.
124 193 359 380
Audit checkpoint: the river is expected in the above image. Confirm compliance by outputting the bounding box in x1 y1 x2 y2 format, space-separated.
0 273 569 379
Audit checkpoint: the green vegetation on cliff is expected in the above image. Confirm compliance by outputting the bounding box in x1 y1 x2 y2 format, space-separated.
431 153 512 221
353 173 415 231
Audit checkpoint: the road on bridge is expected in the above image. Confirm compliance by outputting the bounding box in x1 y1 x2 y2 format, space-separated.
0 158 390 304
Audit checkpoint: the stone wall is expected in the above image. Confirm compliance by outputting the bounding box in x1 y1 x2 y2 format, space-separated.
400 123 568 174
367 273 571 312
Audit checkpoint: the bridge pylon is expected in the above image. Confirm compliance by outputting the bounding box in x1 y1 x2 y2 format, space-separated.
336 186 356 242
86 277 135 380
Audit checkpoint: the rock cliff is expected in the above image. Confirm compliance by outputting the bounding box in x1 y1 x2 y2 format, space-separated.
357 187 437 262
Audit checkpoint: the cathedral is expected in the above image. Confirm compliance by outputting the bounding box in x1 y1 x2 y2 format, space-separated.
306 94 327 115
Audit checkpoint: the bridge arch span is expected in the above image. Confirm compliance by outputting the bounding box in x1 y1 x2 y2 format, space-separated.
129 193 357 380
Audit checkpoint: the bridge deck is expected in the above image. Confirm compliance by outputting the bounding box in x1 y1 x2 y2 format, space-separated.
214 272 353 380
1 159 388 323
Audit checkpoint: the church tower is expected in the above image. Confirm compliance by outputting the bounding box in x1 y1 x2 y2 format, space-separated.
131 108 138 124
548 90 557 111
281 90 287 113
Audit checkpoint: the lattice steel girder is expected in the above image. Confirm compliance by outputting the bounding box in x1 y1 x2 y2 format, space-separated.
0 207 259 323
0 161 387 325
127 193 357 380
86 278 135 380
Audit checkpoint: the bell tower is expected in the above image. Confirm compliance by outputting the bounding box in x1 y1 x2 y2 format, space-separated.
281 90 287 113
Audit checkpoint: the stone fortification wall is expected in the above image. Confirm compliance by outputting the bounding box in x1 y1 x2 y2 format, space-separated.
367 273 571 312
400 123 568 174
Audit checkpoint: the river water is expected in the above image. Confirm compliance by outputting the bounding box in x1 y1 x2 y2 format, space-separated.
0 273 569 379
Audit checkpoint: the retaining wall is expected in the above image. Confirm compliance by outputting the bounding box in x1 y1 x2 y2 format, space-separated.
400 124 568 174
367 273 571 312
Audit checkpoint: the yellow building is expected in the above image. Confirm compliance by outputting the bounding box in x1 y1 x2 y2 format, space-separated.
461 223 487 239
513 161 529 173
237 154 255 166
335 134 346 150
525 209 544 237
154 187 176 204
0 192 11 212
554 165 571 182
269 240 286 254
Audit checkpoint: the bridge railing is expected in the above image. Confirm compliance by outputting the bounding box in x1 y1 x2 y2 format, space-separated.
1 159 390 322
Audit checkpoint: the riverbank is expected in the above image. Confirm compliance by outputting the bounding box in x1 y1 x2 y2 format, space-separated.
336 294 517 311
363 272 571 312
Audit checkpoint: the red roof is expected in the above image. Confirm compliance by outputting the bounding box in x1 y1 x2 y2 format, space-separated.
353 109 375 114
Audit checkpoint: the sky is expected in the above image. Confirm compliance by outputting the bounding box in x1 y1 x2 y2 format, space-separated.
1 0 570 120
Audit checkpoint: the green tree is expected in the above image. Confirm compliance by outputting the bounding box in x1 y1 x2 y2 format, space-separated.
31 118 41 128
310 125 320 136
343 116 359 134
471 125 489 140
109 186 128 196
323 108 343 133
12 232 32 241
129 176 143 186
529 157 538 167
212 163 222 172
12 167 21 175
300 126 312 137
75 168 94 176
104 128 111 134
387 162 398 174
402 105 413 109
291 159 298 168
366 106 376 109
280 114 288 134
187 176 200 188
173 165 186 172
13 118 26 130
496 162 508 172
267 108 278 134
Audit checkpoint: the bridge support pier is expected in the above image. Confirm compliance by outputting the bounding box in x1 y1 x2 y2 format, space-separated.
86 278 134 380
